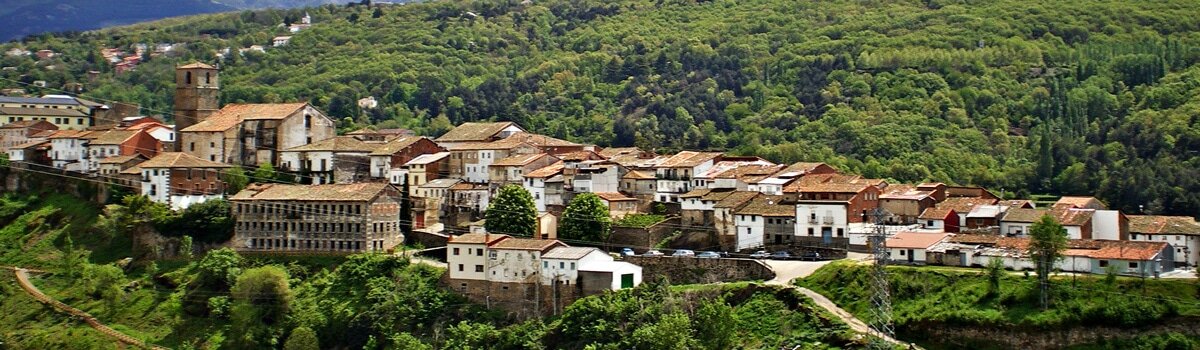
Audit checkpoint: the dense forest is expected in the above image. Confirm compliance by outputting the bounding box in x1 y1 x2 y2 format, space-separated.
0 0 1198 217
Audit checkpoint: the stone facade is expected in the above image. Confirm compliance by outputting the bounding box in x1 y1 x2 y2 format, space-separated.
231 183 404 253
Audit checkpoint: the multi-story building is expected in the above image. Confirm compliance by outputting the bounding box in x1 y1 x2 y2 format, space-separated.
878 183 944 224
367 136 443 181
138 152 231 210
1128 215 1200 266
279 136 380 184
231 182 404 253
403 152 451 193
794 200 851 246
0 120 56 149
178 102 336 166
48 130 93 171
712 191 759 249
85 128 160 173
446 139 539 184
172 63 220 145
594 192 639 218
570 160 625 194
524 162 565 213
97 154 146 177
490 153 559 186
733 194 794 250
0 95 102 130
653 151 722 204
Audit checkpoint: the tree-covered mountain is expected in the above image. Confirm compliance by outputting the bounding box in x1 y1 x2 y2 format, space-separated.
0 0 356 42
1 0 1198 217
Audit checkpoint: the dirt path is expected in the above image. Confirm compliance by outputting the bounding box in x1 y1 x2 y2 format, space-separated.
761 259 916 348
8 267 168 350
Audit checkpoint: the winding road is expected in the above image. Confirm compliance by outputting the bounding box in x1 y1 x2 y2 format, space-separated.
6 267 167 350
761 257 916 348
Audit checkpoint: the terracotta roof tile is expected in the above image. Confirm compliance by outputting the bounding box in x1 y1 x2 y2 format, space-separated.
657 151 722 168
449 233 510 244
680 188 714 199
734 195 793 217
182 103 307 132
504 132 579 148
886 232 950 249
369 136 435 156
597 147 643 158
939 197 1000 213
0 120 55 129
1128 215 1200 235
1055 196 1107 210
178 62 216 69
98 154 145 164
784 173 875 193
594 192 636 202
918 207 956 220
542 246 600 259
11 140 49 149
1053 208 1094 226
714 191 758 209
713 164 785 179
525 161 565 178
87 129 140 145
138 152 231 168
491 153 553 167
285 136 379 153
1001 208 1047 223
435 122 520 142
779 162 834 174
622 170 654 180
879 184 934 201
445 138 529 151
1086 241 1167 260
556 150 603 161
490 238 564 251
230 182 394 202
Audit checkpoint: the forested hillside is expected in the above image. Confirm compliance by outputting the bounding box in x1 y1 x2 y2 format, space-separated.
1 0 1198 216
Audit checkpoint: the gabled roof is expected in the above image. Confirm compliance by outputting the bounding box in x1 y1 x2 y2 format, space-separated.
0 106 88 117
1054 208 1095 226
177 62 216 69
369 136 432 156
525 161 565 178
490 238 564 251
98 154 146 164
556 150 604 162
542 246 601 260
886 232 950 249
120 165 142 175
918 207 956 220
784 173 877 194
491 153 554 167
712 164 785 179
714 191 759 209
47 129 92 139
1128 215 1200 235
10 140 49 150
680 188 714 199
435 122 522 142
778 162 834 175
182 103 307 132
138 152 231 169
88 129 140 145
1055 196 1107 210
966 205 1006 219
597 147 643 158
449 233 510 245
594 192 637 202
419 178 461 189
285 136 379 153
231 182 394 202
939 197 1000 214
404 152 450 166
734 194 793 217
622 170 654 180
1001 208 1047 223
879 184 934 201
657 151 722 168
0 120 56 129
503 132 580 148
1084 241 1167 260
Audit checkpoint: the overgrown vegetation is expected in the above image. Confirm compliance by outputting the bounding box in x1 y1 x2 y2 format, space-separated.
614 213 665 228
3 0 1199 216
798 262 1200 348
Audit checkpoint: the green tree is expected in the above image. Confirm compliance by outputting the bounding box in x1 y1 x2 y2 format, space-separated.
388 332 431 350
184 248 243 316
225 165 249 194
253 162 278 183
693 297 736 349
444 321 500 350
1028 214 1068 309
559 193 612 243
629 313 699 350
82 263 126 313
986 257 1005 297
179 235 194 260
284 326 320 350
228 266 293 347
484 184 537 236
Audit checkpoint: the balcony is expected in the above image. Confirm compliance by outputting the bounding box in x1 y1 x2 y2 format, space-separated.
822 216 835 224
808 218 818 224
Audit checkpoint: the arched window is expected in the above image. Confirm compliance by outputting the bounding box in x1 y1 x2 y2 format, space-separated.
185 71 192 84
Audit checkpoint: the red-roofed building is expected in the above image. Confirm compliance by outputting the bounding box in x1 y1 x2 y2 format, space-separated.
886 232 951 265
178 102 336 167
919 207 960 232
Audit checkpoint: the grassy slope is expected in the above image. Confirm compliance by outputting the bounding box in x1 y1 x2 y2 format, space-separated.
798 261 1200 348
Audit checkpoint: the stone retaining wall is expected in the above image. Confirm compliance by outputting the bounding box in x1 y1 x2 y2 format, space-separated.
622 256 774 284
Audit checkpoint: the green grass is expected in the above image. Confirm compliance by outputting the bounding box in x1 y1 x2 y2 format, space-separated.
614 214 667 228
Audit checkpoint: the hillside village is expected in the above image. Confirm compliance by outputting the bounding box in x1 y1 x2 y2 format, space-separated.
1 63 1199 309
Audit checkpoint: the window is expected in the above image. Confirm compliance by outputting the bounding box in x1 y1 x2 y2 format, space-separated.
927 220 934 226
570 262 575 270
477 249 484 256
458 264 464 271
453 248 460 255
1129 262 1139 268
559 262 564 269
185 71 192 84
190 143 195 152
543 261 548 268
489 251 497 260
808 228 814 236
1099 260 1109 267
475 265 484 272
899 250 906 256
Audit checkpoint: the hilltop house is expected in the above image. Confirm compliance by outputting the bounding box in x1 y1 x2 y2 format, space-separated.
654 151 722 204
734 194 794 249
178 102 335 166
279 136 380 184
138 152 231 210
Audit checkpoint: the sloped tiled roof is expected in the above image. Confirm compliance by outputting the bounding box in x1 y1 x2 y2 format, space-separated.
966 205 1006 219
886 232 950 249
622 170 654 180
784 173 875 193
556 150 604 161
680 188 714 199
286 136 379 153
713 164 785 179
231 182 393 202
419 178 461 189
11 140 49 150
0 120 55 129
594 192 637 202
597 147 643 158
178 62 216 69
491 153 553 167
779 162 834 174
368 136 431 156
88 129 140 145
879 184 934 201
98 154 146 164
435 122 520 142
918 207 956 220
542 246 600 260
734 195 793 217
1001 208 1047 223
525 161 565 178
47 130 91 139
504 132 580 148
120 165 142 175
138 152 231 168
939 197 1000 214
444 138 529 151
1054 208 1095 226
0 106 87 117
491 238 564 251
1086 241 1167 260
182 103 306 132
714 191 759 209
657 151 722 168
1128 215 1200 235
449 233 510 244
1055 196 1107 210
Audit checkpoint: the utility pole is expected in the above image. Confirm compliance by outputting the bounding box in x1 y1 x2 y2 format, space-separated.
863 208 894 349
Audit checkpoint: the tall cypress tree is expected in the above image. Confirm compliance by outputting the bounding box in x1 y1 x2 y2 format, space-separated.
400 177 413 236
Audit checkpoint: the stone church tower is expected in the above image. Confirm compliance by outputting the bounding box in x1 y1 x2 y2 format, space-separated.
173 62 219 151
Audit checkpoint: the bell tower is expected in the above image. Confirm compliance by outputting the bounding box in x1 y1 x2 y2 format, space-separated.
173 62 220 150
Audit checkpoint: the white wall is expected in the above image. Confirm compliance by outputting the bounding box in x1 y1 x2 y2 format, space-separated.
1091 210 1122 240
889 247 927 263
1000 222 1032 236
541 249 608 285
735 214 765 250
487 248 543 283
795 203 849 240
524 178 547 213
370 155 390 178
924 219 946 231
1065 226 1083 240
140 169 171 205
447 243 488 280
581 261 643 290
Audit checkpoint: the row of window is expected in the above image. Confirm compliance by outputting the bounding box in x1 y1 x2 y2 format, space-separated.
249 238 366 251
5 116 86 125
237 220 370 233
234 201 366 216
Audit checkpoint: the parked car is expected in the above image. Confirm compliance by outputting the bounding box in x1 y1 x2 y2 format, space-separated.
671 249 696 257
800 251 822 261
770 251 792 260
643 250 664 257
621 248 636 256
696 251 721 259
749 250 771 259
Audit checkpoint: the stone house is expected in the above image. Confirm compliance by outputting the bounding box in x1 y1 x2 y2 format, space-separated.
279 136 380 184
178 102 335 166
230 182 404 253
367 136 443 182
0 120 56 149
